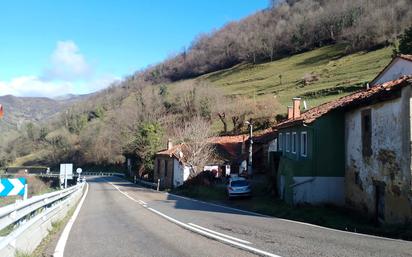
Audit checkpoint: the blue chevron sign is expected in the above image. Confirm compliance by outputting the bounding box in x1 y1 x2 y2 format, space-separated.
0 178 26 197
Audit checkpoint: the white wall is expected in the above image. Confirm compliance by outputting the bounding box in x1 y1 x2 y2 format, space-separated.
173 159 190 187
293 177 344 205
372 58 412 86
345 86 412 219
183 166 190 181
173 159 183 187
345 95 404 197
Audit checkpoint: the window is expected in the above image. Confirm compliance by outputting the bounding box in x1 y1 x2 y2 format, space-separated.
361 109 372 157
301 131 307 157
164 160 168 177
291 132 297 154
286 132 290 152
278 133 283 151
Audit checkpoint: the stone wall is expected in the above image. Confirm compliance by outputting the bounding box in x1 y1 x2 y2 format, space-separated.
345 86 412 223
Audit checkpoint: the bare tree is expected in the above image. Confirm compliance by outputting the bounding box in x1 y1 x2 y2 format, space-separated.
173 116 215 177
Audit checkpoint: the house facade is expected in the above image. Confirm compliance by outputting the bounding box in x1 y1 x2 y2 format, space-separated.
345 77 412 223
276 98 345 205
154 141 190 189
371 55 412 86
275 76 412 223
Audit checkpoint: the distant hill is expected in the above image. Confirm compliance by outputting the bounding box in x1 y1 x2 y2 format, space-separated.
0 94 90 132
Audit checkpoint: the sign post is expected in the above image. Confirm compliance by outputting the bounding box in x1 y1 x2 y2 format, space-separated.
60 164 73 189
76 168 82 184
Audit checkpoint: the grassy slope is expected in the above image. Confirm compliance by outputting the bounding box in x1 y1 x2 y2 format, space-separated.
200 44 392 109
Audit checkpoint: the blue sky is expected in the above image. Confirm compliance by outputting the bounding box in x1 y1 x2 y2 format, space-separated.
0 0 267 97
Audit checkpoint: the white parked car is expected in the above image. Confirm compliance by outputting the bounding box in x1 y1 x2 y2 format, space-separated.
227 177 251 198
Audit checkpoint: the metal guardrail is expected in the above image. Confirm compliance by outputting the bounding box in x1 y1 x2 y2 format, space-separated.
0 184 82 231
3 172 126 178
0 183 85 256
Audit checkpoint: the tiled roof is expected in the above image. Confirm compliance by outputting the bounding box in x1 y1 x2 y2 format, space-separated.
156 135 248 165
253 128 277 143
156 144 187 163
209 135 247 161
276 76 412 129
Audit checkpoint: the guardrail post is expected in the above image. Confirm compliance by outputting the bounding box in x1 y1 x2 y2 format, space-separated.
157 179 160 191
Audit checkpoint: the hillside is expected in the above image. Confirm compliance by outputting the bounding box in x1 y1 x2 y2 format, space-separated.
199 44 392 109
0 94 90 133
0 95 62 131
6 44 395 169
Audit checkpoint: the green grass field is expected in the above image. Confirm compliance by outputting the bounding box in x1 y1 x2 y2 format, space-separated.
200 44 392 108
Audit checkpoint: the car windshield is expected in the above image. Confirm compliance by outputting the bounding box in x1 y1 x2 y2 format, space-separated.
231 180 249 187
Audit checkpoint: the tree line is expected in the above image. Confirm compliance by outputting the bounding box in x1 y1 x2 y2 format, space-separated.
138 0 411 84
0 79 280 178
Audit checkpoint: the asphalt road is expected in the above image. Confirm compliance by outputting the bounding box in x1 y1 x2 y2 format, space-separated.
64 177 412 257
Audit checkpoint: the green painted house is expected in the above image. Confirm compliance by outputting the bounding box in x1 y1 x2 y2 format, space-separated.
275 98 345 205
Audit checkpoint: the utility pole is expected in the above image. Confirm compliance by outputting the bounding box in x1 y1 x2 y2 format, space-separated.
245 121 253 177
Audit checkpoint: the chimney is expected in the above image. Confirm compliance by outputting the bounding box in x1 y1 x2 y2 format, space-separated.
292 98 301 119
167 139 173 150
287 106 293 119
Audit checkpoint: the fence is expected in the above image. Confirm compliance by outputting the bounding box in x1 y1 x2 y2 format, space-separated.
0 182 85 257
134 176 160 190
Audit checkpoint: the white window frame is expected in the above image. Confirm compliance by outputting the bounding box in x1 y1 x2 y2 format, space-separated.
285 132 290 152
301 131 308 157
291 132 297 154
278 133 283 151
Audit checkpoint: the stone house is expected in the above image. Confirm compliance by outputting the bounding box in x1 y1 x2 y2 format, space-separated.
153 140 190 189
345 76 412 223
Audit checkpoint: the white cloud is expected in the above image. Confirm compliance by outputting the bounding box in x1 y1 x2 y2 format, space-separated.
43 40 92 81
0 40 120 98
0 76 74 97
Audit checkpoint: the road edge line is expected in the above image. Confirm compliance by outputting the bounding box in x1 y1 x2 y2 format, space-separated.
187 223 252 244
147 207 281 257
53 183 89 257
113 176 405 242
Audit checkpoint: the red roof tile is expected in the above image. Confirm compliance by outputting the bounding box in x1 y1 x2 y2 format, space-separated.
276 76 412 128
156 144 188 163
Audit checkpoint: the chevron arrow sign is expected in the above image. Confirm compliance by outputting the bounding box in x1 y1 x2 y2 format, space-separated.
0 178 26 197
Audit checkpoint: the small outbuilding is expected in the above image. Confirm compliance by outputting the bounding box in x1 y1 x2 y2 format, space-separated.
153 140 190 189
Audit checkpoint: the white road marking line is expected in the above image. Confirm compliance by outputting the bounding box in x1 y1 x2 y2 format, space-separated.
147 207 281 257
105 179 281 257
53 183 89 257
139 200 147 205
111 176 407 242
187 223 251 245
167 192 406 242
